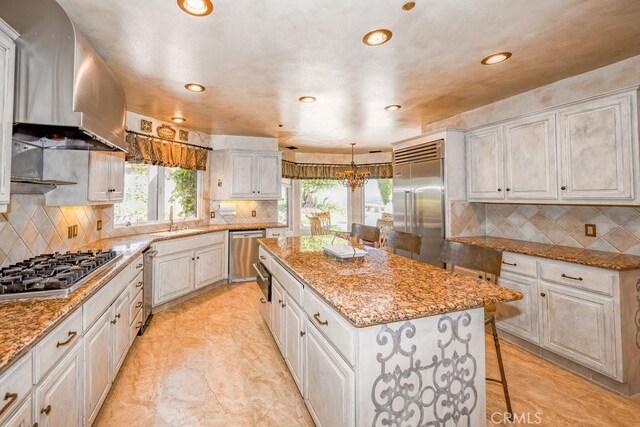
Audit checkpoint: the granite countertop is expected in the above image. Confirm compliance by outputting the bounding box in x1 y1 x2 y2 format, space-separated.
259 236 522 328
448 236 640 271
0 222 285 375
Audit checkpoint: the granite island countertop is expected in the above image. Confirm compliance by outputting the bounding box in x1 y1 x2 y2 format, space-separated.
448 236 640 271
258 236 522 328
0 222 285 375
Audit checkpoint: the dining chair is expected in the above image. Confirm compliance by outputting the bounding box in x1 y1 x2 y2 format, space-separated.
381 229 422 255
350 223 381 247
439 240 513 421
309 217 324 236
317 211 331 230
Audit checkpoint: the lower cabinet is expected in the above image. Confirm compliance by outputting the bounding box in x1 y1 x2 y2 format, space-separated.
154 249 195 305
270 280 285 351
83 310 112 425
284 297 305 392
496 275 540 344
258 293 271 329
540 282 616 377
2 396 32 427
195 243 225 289
111 291 131 376
35 343 83 427
304 322 355 427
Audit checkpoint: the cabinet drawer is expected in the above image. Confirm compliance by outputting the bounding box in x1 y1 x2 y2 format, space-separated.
501 252 537 278
129 255 144 281
128 271 144 301
130 309 143 344
35 308 83 382
84 268 129 329
2 394 32 427
304 288 355 366
155 232 225 256
266 228 285 238
0 353 32 425
130 290 143 323
271 261 303 306
258 246 272 271
539 261 615 296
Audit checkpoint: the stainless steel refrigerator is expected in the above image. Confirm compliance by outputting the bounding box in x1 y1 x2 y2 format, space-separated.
392 140 445 266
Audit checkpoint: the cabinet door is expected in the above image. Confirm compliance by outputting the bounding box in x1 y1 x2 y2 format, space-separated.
230 152 256 198
256 153 281 199
284 297 304 393
84 308 113 425
496 275 540 344
304 321 355 427
88 151 111 202
0 31 16 207
466 126 505 200
35 344 83 427
3 395 32 427
540 282 616 377
153 250 195 306
270 280 285 352
504 113 558 200
108 152 126 201
111 290 131 377
558 94 635 201
258 294 271 329
194 244 225 289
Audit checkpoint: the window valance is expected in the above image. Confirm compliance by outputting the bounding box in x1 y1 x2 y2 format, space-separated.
282 160 393 180
125 131 209 171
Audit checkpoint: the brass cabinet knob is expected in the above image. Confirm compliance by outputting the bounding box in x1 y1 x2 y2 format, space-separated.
497 188 502 192
506 188 511 192
41 405 52 415
561 186 567 190
300 331 306 337
540 292 546 297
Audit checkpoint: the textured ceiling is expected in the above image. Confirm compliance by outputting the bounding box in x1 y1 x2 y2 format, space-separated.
56 0 640 153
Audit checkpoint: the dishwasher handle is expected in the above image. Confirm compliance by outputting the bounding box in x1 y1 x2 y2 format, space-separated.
252 263 267 281
231 232 265 239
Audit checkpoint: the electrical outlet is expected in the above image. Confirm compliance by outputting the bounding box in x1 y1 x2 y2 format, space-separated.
585 224 597 237
210 211 216 219
252 210 257 217
72 224 78 237
68 226 74 239
97 220 103 231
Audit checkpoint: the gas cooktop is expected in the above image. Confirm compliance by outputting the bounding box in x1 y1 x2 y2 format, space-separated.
0 250 122 301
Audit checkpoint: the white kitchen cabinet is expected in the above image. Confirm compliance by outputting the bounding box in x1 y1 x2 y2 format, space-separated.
558 93 635 201
540 281 616 377
84 309 112 425
304 321 355 427
195 243 225 289
284 297 305 393
496 275 540 344
154 250 195 306
466 126 504 200
2 396 32 427
111 290 131 377
35 343 83 427
211 149 282 200
271 279 285 352
0 20 18 213
88 151 126 202
504 113 558 200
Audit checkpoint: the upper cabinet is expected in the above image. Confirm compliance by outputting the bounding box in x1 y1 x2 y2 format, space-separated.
0 20 18 213
466 89 639 205
88 151 125 202
212 150 282 200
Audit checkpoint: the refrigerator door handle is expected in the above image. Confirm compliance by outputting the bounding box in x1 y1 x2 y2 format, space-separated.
404 191 410 232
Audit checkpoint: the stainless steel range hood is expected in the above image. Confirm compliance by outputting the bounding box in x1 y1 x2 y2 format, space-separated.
0 0 127 151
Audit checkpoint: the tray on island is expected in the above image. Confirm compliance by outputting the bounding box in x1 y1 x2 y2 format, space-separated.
322 244 367 261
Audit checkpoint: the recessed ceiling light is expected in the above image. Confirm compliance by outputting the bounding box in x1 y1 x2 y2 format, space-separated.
172 116 186 124
185 83 206 92
298 96 317 103
177 0 213 17
363 29 393 46
402 2 416 10
481 52 512 65
385 104 402 111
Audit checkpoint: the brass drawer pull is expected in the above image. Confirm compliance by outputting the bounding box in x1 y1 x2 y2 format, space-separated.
278 299 283 304
40 405 52 415
110 314 121 324
136 282 143 288
0 392 18 417
561 273 583 281
502 261 517 266
259 256 266 260
281 303 286 308
135 263 143 269
313 313 328 326
136 322 143 328
135 302 143 308
56 331 77 348
260 298 267 304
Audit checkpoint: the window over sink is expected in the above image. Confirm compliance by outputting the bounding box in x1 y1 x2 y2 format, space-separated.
114 163 199 226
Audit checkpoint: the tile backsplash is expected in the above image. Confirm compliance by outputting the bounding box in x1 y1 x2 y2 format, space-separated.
450 201 640 255
0 195 104 268
210 200 279 224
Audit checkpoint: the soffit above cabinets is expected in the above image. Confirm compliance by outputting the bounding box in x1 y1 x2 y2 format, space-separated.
56 0 640 153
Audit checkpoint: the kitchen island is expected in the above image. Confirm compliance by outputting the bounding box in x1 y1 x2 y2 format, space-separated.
258 236 522 427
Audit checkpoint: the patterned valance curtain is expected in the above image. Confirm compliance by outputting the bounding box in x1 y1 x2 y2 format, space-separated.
125 132 208 171
282 160 393 180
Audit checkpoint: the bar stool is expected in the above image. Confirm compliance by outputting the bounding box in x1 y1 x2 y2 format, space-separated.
350 223 381 247
440 240 514 421
381 229 422 255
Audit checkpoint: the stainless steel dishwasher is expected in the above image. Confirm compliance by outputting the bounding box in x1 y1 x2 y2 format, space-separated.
229 229 266 282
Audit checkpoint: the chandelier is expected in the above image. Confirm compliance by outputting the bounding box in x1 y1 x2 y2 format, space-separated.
336 143 370 191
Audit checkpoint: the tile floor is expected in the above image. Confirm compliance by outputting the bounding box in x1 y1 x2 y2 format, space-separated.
95 282 640 426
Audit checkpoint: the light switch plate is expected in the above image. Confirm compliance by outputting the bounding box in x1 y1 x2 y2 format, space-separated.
97 220 103 231
252 210 257 217
585 224 597 237
210 212 216 219
68 226 73 239
72 224 78 237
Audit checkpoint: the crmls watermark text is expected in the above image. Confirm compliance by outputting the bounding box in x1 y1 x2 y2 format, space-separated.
490 412 543 424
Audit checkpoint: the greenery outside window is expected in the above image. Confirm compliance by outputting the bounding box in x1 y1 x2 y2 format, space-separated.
278 180 292 228
364 179 393 226
300 179 349 231
115 162 199 225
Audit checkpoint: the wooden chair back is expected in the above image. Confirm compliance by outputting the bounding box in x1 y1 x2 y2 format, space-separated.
350 223 381 247
440 240 503 276
383 229 422 255
317 212 331 229
309 217 324 236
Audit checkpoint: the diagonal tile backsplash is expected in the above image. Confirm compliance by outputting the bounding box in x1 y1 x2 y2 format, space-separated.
450 201 640 255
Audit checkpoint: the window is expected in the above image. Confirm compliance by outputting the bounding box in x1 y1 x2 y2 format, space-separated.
114 163 198 225
278 180 292 227
300 179 349 231
363 178 393 226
